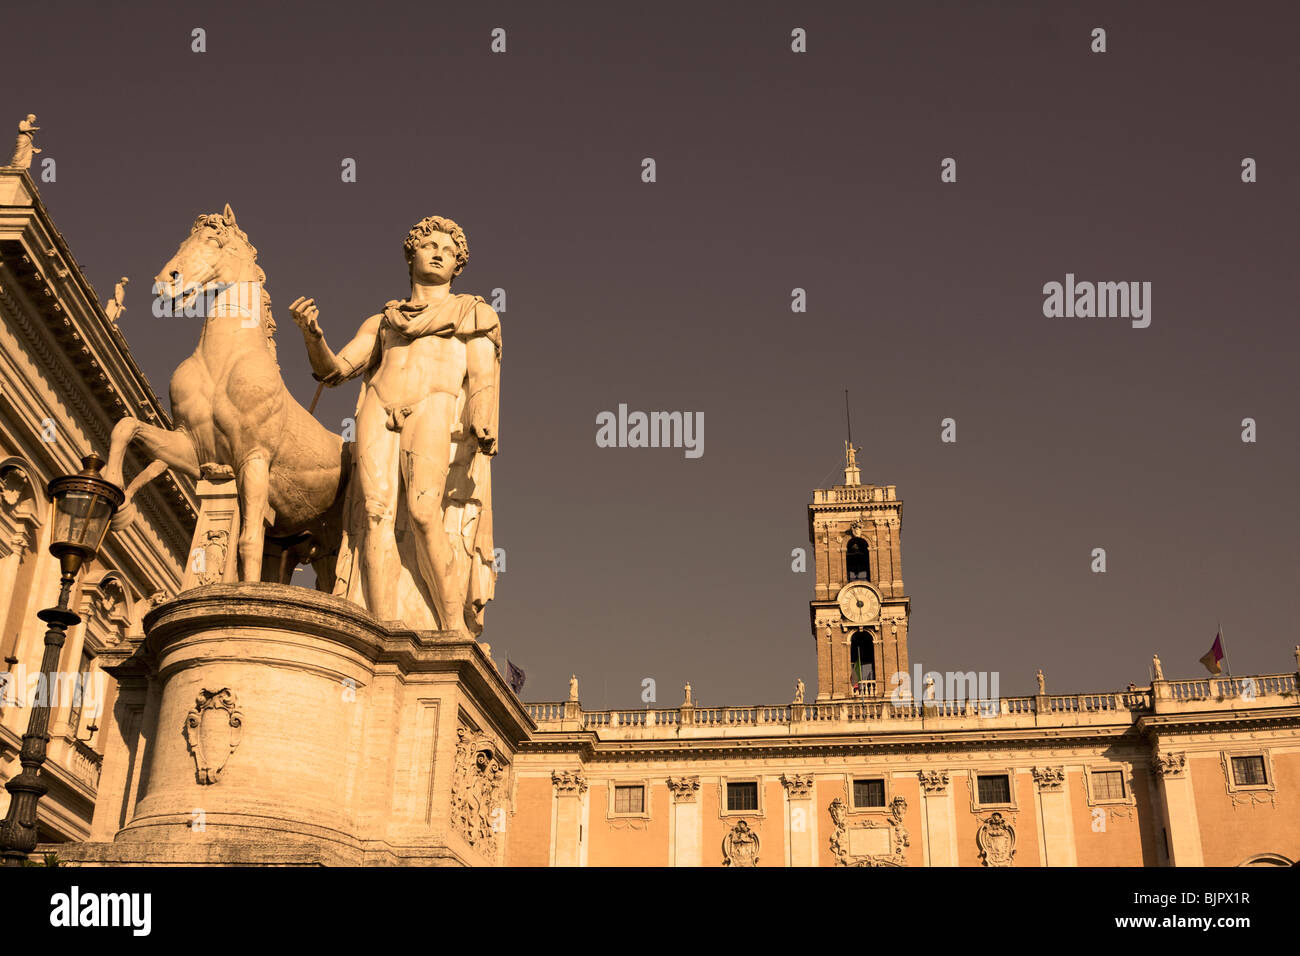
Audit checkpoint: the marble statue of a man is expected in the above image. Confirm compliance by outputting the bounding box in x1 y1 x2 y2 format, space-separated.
289 215 501 635
105 276 129 322
7 115 41 170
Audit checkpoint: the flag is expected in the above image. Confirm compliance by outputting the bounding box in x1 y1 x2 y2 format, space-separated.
506 659 526 694
1199 632 1224 676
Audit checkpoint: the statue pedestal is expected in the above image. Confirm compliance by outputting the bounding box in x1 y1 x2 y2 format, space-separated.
51 583 531 866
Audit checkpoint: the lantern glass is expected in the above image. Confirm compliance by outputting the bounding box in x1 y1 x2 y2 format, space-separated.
46 454 123 569
50 489 115 557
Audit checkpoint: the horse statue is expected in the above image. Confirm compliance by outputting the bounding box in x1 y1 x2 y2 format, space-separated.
102 204 347 586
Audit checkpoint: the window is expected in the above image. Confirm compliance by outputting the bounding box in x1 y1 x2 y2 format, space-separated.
977 774 1011 805
846 537 871 581
727 781 759 811
853 779 885 808
850 631 875 692
613 785 644 814
1232 756 1267 787
1091 770 1125 801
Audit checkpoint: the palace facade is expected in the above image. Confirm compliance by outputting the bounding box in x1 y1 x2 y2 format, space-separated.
3 168 1297 866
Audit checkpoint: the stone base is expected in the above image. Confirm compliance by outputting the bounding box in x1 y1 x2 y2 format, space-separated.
52 583 531 867
46 838 475 867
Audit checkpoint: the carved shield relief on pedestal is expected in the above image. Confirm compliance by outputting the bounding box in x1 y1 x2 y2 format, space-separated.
183 687 244 785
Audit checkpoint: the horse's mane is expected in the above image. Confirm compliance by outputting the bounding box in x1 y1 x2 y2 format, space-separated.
191 211 277 346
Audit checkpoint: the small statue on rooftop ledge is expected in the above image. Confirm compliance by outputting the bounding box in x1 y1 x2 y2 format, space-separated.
7 114 41 170
793 677 805 704
683 681 692 707
1036 669 1046 695
104 276 129 323
1152 654 1164 681
1293 645 1299 672
568 674 578 701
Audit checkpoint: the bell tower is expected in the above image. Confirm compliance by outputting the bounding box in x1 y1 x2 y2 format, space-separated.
807 441 911 700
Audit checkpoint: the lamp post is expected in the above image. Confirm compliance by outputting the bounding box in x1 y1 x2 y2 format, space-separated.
0 453 123 866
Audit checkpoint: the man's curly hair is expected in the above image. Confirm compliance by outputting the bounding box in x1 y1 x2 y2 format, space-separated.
404 215 469 279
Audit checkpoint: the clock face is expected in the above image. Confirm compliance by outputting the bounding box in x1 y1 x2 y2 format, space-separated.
837 584 880 624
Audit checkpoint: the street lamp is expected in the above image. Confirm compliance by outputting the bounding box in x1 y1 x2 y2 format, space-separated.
0 453 123 866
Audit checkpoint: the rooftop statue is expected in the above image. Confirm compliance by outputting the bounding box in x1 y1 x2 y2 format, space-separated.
6 114 41 170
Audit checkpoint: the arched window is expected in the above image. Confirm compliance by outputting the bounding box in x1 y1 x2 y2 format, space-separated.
846 537 871 581
850 629 875 693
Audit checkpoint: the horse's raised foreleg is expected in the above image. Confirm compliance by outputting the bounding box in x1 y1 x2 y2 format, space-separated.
235 454 271 582
103 418 200 530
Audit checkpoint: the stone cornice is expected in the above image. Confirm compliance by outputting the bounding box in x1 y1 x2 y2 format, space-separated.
0 171 195 560
517 724 1148 762
1135 708 1300 736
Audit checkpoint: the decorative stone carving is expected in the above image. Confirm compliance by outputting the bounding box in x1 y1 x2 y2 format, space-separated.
1152 654 1164 681
103 205 347 592
84 574 132 646
722 819 760 867
1152 752 1186 778
666 775 700 803
1032 766 1066 792
195 528 230 586
450 727 507 857
104 276 129 323
183 688 243 785
918 769 950 793
793 677 804 704
551 770 588 795
828 795 909 867
976 811 1016 866
780 773 814 798
0 462 43 556
42 245 69 281
293 215 501 635
683 681 692 706
7 114 41 170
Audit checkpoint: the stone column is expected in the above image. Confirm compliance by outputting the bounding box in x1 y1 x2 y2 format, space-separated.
781 773 816 867
919 769 955 866
1151 752 1203 866
88 652 150 842
1031 766 1077 867
551 770 587 867
668 775 702 867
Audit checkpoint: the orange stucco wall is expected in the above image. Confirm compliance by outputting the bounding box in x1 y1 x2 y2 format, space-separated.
586 782 671 866
1193 751 1300 866
1070 767 1158 866
506 776 552 866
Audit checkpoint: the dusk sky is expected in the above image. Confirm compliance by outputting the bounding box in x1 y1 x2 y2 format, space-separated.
5 0 1297 706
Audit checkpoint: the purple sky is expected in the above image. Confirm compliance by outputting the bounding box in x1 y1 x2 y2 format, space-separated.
5 0 1297 705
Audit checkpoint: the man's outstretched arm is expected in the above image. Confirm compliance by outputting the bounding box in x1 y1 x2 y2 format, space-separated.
288 296 382 385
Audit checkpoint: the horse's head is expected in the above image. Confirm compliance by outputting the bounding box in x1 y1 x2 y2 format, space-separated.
154 203 261 314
